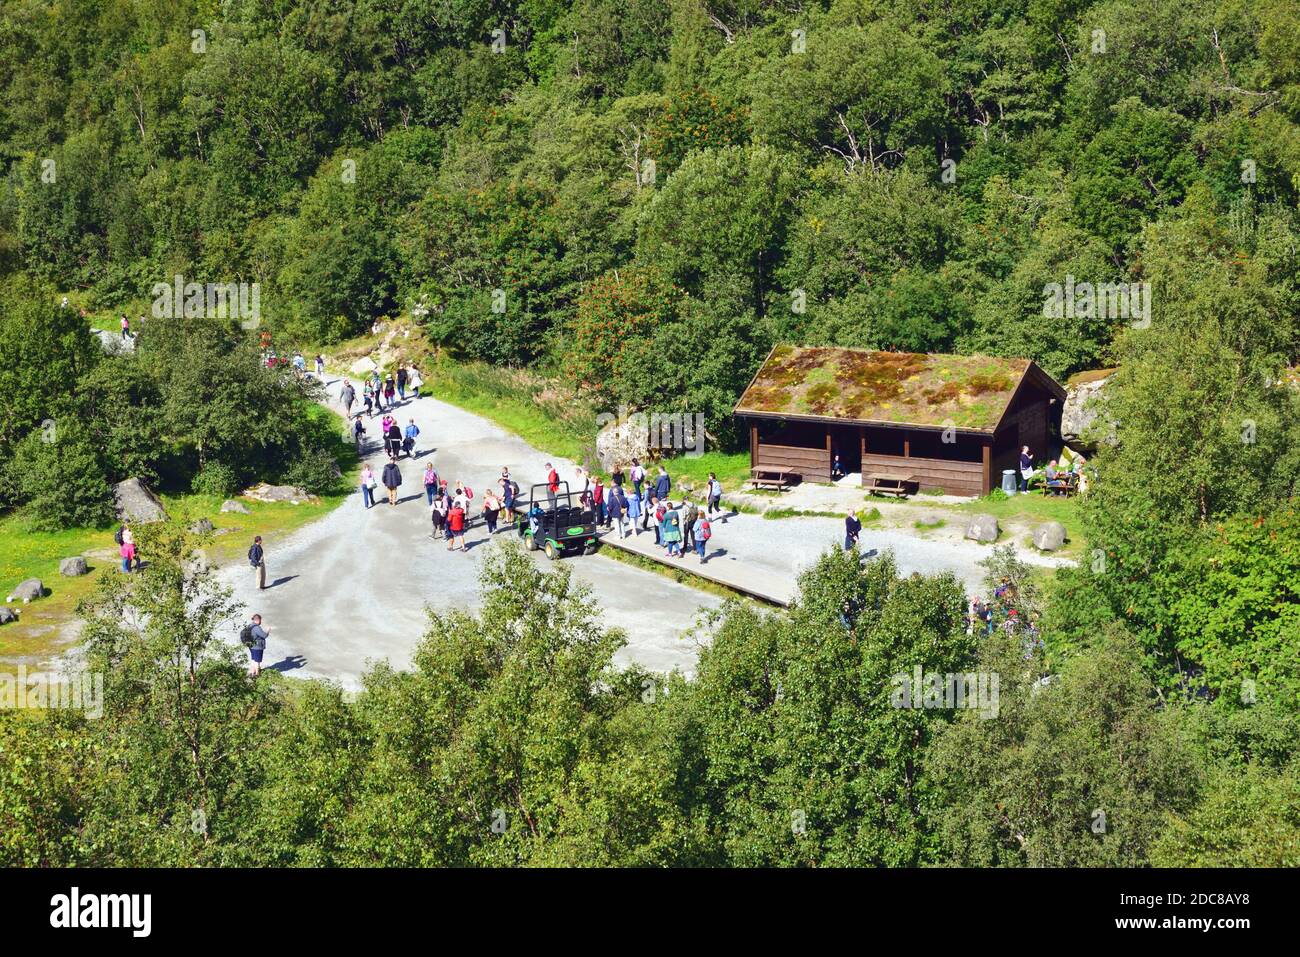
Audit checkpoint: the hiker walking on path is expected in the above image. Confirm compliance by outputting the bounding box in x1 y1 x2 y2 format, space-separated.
430 491 448 538
396 365 408 401
241 614 269 678
360 464 377 509
120 314 130 340
623 483 641 535
408 365 423 399
340 381 355 416
315 354 325 378
352 415 367 453
423 463 440 505
403 419 420 458
382 457 402 506
844 511 862 550
681 499 698 551
383 375 396 410
249 535 267 590
661 502 682 557
607 483 628 537
593 476 606 526
447 500 467 551
386 420 403 459
693 511 712 562
630 459 645 499
707 472 724 521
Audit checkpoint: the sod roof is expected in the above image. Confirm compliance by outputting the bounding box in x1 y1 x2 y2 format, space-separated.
734 345 1058 433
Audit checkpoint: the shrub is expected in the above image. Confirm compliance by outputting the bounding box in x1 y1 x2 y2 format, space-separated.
11 427 115 529
283 447 342 494
191 462 240 497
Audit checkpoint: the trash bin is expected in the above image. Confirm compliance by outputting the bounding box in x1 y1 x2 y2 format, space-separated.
1001 469 1018 495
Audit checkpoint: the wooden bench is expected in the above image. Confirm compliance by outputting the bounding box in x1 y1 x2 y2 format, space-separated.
865 473 916 497
749 466 796 492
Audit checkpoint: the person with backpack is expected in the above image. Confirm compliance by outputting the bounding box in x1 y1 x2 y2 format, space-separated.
430 490 448 539
422 463 440 506
381 457 402 506
630 459 645 498
707 472 724 520
248 535 267 590
694 511 712 562
651 496 665 545
681 500 698 551
403 419 420 458
383 375 396 410
240 614 269 678
386 420 403 459
360 464 377 509
447 501 467 552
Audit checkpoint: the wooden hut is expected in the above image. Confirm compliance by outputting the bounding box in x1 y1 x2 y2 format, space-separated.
733 345 1066 497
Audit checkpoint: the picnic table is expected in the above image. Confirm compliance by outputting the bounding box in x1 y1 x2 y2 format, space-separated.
1041 473 1079 497
749 466 796 491
865 472 916 497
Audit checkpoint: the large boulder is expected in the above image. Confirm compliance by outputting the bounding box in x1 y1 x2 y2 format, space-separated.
91 328 135 356
220 499 251 514
242 482 316 505
349 356 378 376
59 557 89 577
963 514 999 543
1032 521 1067 551
595 415 652 473
189 517 214 535
113 477 169 523
0 607 17 625
6 578 45 603
1061 369 1116 454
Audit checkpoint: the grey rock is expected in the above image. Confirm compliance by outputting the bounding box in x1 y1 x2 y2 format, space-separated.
963 514 999 543
241 483 315 505
91 328 135 356
59 556 89 577
1032 521 1067 551
220 499 251 514
917 513 944 528
0 607 17 625
349 356 378 376
595 415 652 474
1061 371 1116 454
6 578 45 603
190 517 214 535
113 477 169 523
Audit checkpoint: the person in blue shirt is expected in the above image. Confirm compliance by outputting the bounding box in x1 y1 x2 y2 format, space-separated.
403 419 420 458
654 466 671 502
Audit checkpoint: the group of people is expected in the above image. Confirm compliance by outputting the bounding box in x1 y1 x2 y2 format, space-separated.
1018 445 1089 494
967 578 1042 659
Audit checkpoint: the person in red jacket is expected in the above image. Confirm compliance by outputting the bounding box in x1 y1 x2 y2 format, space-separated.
447 502 466 552
545 462 559 507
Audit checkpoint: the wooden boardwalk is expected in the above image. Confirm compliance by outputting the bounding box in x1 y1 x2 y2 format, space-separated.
596 528 794 607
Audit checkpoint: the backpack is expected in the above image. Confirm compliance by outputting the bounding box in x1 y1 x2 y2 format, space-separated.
239 624 255 647
114 526 124 545
463 485 474 500
700 519 712 541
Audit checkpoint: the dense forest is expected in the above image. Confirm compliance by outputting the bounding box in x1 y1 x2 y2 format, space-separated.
2 0 1300 866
